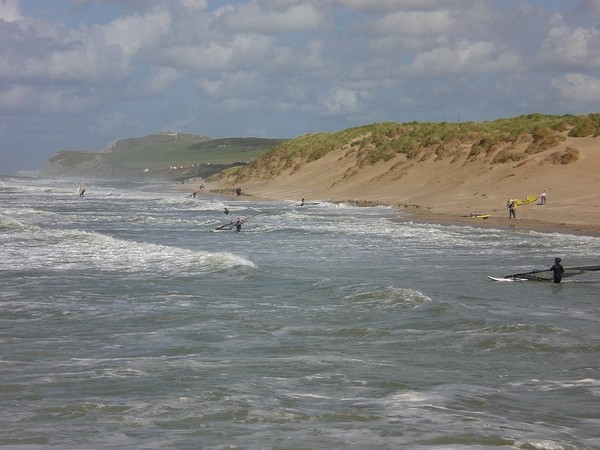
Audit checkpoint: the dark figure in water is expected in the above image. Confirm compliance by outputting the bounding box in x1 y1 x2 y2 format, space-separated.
551 257 564 284
235 218 243 232
224 207 229 215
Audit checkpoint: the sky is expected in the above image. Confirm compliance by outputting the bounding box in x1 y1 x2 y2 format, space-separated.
1 0 600 172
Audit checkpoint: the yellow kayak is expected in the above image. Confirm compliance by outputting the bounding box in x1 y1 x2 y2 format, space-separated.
463 213 491 219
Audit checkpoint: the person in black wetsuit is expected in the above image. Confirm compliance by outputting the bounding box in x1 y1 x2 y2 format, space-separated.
551 257 564 283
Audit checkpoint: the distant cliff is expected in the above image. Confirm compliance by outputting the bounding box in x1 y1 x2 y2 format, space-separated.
42 133 284 180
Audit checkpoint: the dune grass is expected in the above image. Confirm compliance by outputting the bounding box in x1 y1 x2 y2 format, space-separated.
211 113 599 183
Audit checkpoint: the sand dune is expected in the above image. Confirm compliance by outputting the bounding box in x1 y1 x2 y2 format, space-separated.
200 133 600 236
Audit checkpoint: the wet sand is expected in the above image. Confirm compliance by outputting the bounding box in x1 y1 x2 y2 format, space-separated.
402 207 600 237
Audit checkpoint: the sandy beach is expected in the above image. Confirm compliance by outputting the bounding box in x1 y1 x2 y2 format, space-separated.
182 133 600 237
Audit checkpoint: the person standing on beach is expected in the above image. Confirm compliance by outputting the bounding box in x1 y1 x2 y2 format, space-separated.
540 190 547 205
507 199 516 218
551 257 564 283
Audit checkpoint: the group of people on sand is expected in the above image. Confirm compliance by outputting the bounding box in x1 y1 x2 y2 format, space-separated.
506 190 547 218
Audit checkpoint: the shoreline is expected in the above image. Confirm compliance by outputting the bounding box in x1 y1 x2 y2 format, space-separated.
175 179 600 237
399 207 600 237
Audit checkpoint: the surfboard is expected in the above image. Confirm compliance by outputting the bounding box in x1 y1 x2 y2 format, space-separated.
487 276 526 282
210 227 232 232
464 214 491 219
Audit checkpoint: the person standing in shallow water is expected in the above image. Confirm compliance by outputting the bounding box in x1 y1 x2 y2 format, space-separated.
235 218 243 232
551 257 564 284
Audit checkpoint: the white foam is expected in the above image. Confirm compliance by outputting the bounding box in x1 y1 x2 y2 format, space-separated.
1 225 255 274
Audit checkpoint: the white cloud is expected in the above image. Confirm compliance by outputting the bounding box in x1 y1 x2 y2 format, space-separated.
0 7 172 82
0 0 23 21
320 87 361 115
99 8 172 58
0 85 94 113
131 67 182 96
334 0 461 12
177 0 208 11
552 73 600 103
162 32 275 73
375 9 455 36
197 71 262 99
219 2 326 33
268 39 327 72
407 40 520 77
540 24 600 69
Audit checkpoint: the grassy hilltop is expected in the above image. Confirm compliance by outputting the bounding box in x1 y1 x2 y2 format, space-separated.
43 133 284 179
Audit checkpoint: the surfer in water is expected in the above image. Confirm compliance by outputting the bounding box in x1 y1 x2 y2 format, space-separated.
224 207 229 215
551 257 565 283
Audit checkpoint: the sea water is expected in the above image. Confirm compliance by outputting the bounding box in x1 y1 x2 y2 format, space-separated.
1 175 599 449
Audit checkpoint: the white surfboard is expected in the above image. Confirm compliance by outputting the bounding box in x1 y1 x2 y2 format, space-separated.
487 276 527 282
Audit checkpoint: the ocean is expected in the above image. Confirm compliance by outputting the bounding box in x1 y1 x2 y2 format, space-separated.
1 174 599 449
